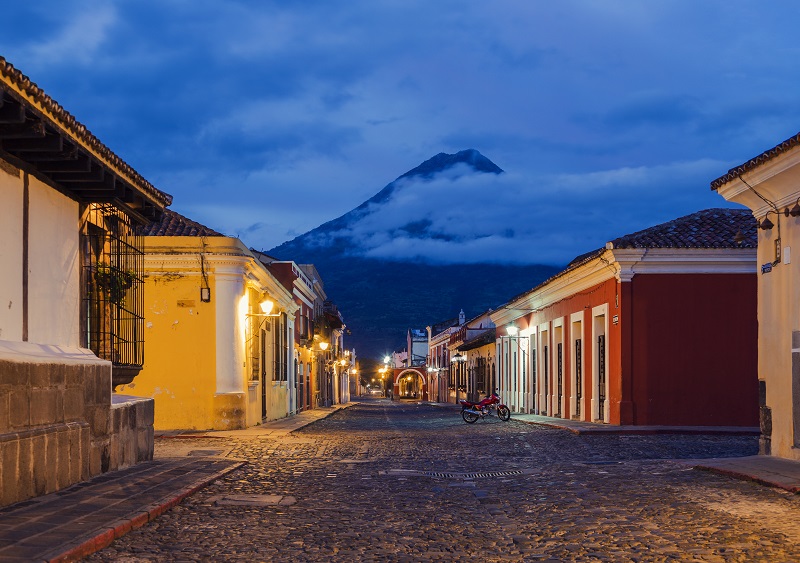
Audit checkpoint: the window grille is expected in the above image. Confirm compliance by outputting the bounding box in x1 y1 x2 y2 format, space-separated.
575 339 582 417
81 203 144 375
598 334 606 418
557 342 563 416
273 312 288 381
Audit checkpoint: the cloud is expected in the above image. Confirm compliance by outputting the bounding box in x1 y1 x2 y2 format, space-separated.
313 159 739 265
23 3 117 66
0 0 796 263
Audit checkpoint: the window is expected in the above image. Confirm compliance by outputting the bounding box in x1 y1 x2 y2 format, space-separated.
81 203 144 374
273 312 289 382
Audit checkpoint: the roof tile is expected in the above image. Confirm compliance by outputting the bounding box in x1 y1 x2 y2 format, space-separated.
137 208 224 237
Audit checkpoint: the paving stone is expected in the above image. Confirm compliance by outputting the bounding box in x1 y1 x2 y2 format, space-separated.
83 399 800 562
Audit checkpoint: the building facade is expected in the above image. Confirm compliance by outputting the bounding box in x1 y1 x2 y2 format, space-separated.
0 58 168 506
491 209 759 427
426 311 464 403
712 132 800 456
259 257 318 414
115 210 298 430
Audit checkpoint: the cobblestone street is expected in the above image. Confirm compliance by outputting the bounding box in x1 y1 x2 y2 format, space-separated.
88 399 800 562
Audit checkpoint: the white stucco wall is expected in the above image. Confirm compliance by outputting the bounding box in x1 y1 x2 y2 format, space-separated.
27 175 80 347
0 167 79 346
0 164 23 342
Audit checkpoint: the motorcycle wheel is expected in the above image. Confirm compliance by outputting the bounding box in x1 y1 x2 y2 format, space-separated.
462 410 479 424
497 405 511 421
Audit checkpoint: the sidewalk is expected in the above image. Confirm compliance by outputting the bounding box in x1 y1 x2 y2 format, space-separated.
0 403 355 562
511 412 760 436
155 402 356 439
428 401 759 435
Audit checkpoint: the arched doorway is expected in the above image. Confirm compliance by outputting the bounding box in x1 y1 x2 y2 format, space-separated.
393 369 428 401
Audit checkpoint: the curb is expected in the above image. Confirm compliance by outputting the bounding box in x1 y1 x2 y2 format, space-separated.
517 420 760 436
47 460 245 563
694 465 800 494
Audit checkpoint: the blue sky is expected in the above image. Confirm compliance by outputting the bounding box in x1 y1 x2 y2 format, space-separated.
3 1 800 264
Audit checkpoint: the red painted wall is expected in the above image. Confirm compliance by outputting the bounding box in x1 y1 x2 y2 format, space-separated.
628 274 758 426
520 277 622 423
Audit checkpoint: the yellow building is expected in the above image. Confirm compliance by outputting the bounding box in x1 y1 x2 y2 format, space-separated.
115 210 297 430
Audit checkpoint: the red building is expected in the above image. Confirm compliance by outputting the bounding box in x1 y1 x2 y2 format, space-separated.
491 209 759 427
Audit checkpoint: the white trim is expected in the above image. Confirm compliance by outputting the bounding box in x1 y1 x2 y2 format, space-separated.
538 322 550 416
714 147 800 215
569 311 584 421
610 248 756 280
490 247 756 327
591 304 610 423
491 255 616 326
552 319 565 418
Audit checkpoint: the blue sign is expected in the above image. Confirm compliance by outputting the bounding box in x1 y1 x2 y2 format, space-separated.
761 263 773 274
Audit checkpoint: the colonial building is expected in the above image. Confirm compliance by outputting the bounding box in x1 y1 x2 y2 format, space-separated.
426 311 464 403
0 58 168 506
115 209 297 430
257 255 318 413
712 133 800 456
491 209 759 427
451 311 496 403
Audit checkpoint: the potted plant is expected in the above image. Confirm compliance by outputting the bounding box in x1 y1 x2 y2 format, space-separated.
95 263 135 305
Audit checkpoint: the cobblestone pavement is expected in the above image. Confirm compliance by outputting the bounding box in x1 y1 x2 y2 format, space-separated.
88 399 800 562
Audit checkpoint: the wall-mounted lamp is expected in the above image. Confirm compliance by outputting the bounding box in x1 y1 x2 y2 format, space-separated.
733 230 745 245
784 199 800 217
247 299 281 317
383 355 391 364
200 287 211 303
318 341 330 351
506 323 519 336
452 352 465 363
759 214 775 230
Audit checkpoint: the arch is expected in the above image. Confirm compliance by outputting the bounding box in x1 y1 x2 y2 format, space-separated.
392 368 428 401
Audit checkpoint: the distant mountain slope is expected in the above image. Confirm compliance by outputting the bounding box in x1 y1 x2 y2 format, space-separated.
269 150 561 359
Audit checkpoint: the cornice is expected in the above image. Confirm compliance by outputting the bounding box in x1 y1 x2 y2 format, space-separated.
610 248 756 279
491 252 617 325
491 247 756 324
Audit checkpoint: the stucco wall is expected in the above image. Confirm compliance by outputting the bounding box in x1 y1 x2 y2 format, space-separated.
511 277 619 422
27 174 80 347
0 163 79 347
118 267 218 430
757 214 800 457
629 273 759 426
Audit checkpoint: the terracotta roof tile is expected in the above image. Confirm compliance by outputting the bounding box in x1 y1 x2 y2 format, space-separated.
137 208 224 237
609 208 756 250
503 208 756 307
711 132 800 190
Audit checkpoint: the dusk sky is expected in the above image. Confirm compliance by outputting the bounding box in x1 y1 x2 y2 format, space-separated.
3 1 800 265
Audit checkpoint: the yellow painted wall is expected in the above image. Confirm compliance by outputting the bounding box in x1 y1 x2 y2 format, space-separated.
118 236 296 431
117 268 224 430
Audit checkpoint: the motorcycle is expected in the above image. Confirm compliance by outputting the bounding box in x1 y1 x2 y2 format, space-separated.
459 392 511 423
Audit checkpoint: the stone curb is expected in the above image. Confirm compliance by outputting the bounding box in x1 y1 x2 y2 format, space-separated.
46 461 245 563
694 465 800 494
